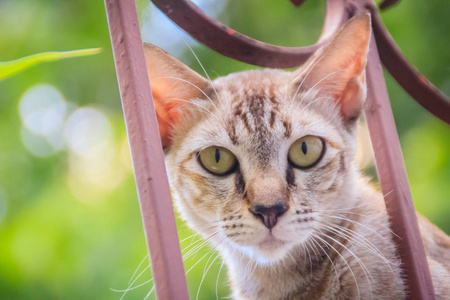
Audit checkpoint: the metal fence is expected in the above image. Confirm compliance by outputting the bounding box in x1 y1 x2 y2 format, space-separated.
104 0 450 298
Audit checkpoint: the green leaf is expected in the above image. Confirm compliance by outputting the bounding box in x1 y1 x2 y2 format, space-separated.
0 48 102 81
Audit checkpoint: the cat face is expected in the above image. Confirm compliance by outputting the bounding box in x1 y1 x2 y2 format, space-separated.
144 15 371 263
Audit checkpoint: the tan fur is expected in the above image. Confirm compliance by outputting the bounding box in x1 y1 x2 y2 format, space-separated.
144 14 450 300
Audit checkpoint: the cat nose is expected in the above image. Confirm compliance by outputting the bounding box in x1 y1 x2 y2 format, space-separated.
250 203 289 230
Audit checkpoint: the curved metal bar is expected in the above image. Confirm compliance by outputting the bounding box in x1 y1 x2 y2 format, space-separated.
290 0 308 7
150 0 350 68
370 9 450 124
379 0 401 10
152 0 450 124
142 1 439 298
291 0 306 6
319 0 355 43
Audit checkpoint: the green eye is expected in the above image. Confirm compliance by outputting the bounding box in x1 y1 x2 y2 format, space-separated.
288 136 324 169
199 146 237 175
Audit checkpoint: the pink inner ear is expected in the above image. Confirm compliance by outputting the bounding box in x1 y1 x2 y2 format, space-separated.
297 15 371 122
348 50 366 77
144 44 209 148
151 84 181 148
338 77 364 120
330 50 366 119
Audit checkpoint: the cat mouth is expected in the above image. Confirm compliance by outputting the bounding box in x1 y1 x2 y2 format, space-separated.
250 234 293 262
258 235 287 249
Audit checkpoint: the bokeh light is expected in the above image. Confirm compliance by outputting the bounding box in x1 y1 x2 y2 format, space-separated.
20 127 55 157
64 107 112 158
65 107 127 203
20 84 66 136
19 84 68 156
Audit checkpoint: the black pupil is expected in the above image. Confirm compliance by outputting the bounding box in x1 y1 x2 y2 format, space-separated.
215 148 220 163
301 141 307 155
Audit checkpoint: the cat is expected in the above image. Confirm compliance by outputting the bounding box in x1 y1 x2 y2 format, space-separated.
143 13 450 299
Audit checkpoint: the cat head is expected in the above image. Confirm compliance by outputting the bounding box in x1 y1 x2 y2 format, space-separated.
144 14 371 263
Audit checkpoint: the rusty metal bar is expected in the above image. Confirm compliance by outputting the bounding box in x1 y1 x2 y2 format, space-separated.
318 0 353 43
103 0 442 298
364 31 435 300
379 0 401 10
150 0 349 68
290 0 308 7
153 0 436 298
104 0 189 299
151 0 450 125
371 9 450 124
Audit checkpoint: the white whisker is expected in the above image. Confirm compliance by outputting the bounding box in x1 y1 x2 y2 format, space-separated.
316 226 374 299
299 95 333 114
158 76 221 115
310 236 339 279
185 42 224 108
216 260 225 300
172 97 222 124
110 267 153 294
143 285 156 300
128 254 148 284
319 214 396 242
313 233 362 300
297 70 340 108
197 253 220 300
319 220 398 270
291 50 329 104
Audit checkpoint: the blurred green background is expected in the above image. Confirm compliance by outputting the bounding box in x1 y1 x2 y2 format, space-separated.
0 0 449 299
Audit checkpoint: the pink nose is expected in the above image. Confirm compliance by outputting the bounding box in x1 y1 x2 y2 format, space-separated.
250 203 289 229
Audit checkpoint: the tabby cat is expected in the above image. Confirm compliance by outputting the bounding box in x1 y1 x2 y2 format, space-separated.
144 14 450 299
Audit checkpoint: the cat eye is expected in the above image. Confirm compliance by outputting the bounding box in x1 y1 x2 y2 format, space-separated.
288 136 324 169
199 146 237 175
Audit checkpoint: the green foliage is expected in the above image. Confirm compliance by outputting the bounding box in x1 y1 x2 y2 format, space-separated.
0 48 101 81
0 0 449 299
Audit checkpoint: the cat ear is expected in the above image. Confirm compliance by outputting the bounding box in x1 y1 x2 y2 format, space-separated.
294 13 371 123
143 43 209 148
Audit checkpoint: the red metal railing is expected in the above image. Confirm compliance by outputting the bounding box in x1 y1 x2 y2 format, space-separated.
149 0 450 125
105 0 449 299
105 1 189 299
